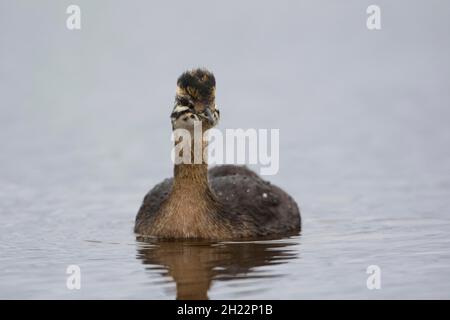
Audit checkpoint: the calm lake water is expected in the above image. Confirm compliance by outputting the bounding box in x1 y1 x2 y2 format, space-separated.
1 1 450 299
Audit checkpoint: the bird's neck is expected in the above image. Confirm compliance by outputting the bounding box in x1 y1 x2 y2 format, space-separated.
150 127 228 239
173 163 210 192
158 133 221 238
172 130 210 194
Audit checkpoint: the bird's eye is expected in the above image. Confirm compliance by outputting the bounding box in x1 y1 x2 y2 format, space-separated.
178 97 191 107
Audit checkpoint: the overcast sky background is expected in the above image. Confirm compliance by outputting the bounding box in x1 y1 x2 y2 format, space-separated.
1 1 449 189
1 0 450 189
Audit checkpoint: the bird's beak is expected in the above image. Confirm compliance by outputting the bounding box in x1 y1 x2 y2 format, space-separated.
204 107 215 125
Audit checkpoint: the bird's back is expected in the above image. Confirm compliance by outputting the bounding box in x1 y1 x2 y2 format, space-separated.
209 165 301 237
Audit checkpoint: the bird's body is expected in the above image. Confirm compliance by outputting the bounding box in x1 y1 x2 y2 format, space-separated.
135 165 300 239
135 69 301 240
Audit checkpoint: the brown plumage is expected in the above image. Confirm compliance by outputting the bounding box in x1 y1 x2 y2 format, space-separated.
134 68 301 240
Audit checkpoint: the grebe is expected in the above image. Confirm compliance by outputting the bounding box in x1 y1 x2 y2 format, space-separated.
135 68 301 239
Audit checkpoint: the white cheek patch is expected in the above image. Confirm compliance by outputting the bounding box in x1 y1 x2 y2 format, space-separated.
173 105 190 113
213 109 220 124
172 113 199 129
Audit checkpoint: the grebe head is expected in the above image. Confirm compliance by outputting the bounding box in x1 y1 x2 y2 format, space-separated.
171 68 220 130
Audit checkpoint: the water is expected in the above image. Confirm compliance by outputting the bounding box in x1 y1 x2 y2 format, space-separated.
1 1 450 299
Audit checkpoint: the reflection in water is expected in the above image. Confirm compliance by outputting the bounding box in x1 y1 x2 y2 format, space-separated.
136 238 299 300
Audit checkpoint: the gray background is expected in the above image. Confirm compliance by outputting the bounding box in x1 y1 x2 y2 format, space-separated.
1 0 450 298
